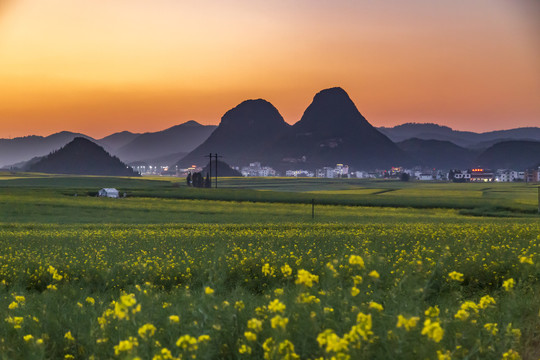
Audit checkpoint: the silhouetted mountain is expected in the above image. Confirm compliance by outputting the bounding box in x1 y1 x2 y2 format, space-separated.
97 131 140 152
397 138 478 169
115 121 216 163
272 87 411 169
202 160 242 177
379 123 540 148
27 137 139 176
0 131 93 168
177 100 290 167
128 152 188 167
473 140 540 170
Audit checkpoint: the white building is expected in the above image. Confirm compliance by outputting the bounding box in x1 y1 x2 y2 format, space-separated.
241 162 277 177
98 188 119 198
496 170 525 182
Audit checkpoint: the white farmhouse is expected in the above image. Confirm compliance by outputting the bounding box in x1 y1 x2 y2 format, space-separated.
98 188 119 198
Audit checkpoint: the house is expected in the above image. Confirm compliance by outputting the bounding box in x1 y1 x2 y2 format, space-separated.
98 188 119 198
470 168 494 182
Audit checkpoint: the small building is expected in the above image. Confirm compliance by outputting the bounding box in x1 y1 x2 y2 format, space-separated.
98 188 119 198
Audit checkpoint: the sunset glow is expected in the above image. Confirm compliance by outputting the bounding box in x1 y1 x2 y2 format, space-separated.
0 0 539 138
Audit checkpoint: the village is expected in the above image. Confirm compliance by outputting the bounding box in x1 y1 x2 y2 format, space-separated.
131 161 540 183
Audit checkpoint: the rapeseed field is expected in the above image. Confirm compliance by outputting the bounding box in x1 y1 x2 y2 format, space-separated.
1 223 538 359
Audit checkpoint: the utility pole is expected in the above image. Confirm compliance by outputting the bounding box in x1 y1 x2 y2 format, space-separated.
538 186 539 214
213 153 222 188
204 153 212 187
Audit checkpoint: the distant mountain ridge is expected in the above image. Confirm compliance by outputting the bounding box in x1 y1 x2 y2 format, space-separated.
0 121 216 168
379 123 540 148
27 137 139 176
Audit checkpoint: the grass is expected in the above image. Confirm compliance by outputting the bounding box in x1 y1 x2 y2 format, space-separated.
0 173 539 359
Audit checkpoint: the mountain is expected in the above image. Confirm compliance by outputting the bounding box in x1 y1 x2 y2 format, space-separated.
27 137 139 176
397 138 478 169
114 121 216 163
0 131 93 168
272 87 411 169
97 131 140 152
379 123 540 148
176 100 290 167
473 140 540 170
201 160 242 177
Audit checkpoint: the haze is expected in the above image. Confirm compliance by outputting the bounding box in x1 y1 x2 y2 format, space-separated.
0 0 539 138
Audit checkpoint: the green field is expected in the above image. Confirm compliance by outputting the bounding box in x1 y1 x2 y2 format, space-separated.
0 173 539 359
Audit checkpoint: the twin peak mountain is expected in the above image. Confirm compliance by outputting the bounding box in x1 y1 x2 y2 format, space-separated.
178 87 410 169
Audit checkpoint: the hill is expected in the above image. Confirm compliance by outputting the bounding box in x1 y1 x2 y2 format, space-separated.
379 123 540 148
97 131 140 152
27 137 140 176
473 140 540 170
115 121 216 163
0 131 93 168
397 138 477 169
177 100 290 168
271 87 411 169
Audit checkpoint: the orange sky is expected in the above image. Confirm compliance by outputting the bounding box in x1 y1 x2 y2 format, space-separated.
0 0 539 138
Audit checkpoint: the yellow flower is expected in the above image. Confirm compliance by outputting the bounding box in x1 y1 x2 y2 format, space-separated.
295 269 319 287
8 301 18 310
448 271 464 282
351 287 360 297
484 323 498 335
353 275 363 285
478 295 495 309
277 340 299 360
297 293 320 304
176 335 198 351
274 288 284 296
247 318 263 332
234 301 245 311
396 315 419 331
368 270 380 279
519 255 533 265
64 331 75 341
454 309 469 321
349 255 365 268
437 350 451 360
281 264 292 277
23 334 34 342
268 299 286 313
369 301 383 312
47 284 57 291
52 272 63 281
120 294 136 307
262 263 274 276
317 329 349 353
114 337 139 355
36 338 43 345
502 349 522 360
239 344 252 354
502 278 515 291
244 331 257 341
15 296 25 303
270 315 288 330
421 319 444 342
425 306 440 318
138 323 157 339
204 286 214 295
169 315 180 324
197 335 210 343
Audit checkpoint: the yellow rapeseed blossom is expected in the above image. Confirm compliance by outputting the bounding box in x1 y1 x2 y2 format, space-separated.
8 301 18 310
478 295 495 309
484 323 498 335
425 306 440 318
204 286 214 295
169 315 180 324
244 331 257 341
369 301 383 312
317 329 349 353
239 344 252 354
268 299 286 313
295 269 319 287
368 270 380 279
281 264 292 277
64 331 75 341
138 323 157 339
23 334 34 342
437 350 451 360
396 315 419 331
502 278 515 291
114 337 139 355
176 335 198 351
15 295 25 303
351 287 360 297
502 349 522 360
349 255 365 268
247 318 263 332
262 263 274 276
274 288 284 296
454 309 470 321
519 255 533 265
421 319 444 342
270 315 288 330
448 271 464 282
234 301 245 311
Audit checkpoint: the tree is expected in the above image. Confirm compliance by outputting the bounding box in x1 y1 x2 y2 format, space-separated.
186 172 192 187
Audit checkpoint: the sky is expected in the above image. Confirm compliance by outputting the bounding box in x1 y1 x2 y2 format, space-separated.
0 0 539 138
